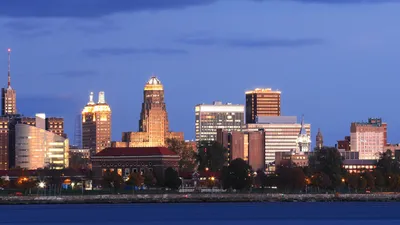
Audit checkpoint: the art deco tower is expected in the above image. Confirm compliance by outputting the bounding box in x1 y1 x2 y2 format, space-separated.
2 48 16 115
117 76 183 148
82 92 111 157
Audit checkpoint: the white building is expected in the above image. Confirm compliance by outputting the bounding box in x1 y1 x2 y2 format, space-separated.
195 101 244 142
245 116 311 165
15 113 69 170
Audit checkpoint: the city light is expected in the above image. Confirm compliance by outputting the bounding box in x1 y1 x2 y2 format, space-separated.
38 182 45 188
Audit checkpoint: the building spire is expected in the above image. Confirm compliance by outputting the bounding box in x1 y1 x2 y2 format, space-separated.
7 48 11 89
98 91 105 104
299 114 307 135
88 92 95 105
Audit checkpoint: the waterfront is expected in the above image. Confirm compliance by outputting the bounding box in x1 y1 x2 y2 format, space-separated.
1 202 400 224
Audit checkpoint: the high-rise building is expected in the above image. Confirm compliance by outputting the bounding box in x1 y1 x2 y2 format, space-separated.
1 48 16 116
46 117 66 138
115 76 183 147
0 117 9 170
217 129 265 171
316 128 323 149
350 118 386 160
245 88 281 124
15 114 69 170
82 92 112 157
244 116 311 165
195 101 244 142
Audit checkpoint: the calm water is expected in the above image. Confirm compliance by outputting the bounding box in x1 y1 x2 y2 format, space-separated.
0 202 399 224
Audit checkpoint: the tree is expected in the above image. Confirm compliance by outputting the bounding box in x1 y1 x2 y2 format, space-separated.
347 173 359 193
276 166 306 192
164 167 181 190
126 172 144 187
308 147 345 189
254 169 267 188
102 170 124 193
16 176 36 193
363 171 375 190
0 178 9 189
221 158 252 191
143 168 156 187
374 170 386 191
166 138 197 172
197 141 228 172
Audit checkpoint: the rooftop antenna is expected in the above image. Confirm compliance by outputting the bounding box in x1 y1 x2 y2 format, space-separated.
7 48 11 88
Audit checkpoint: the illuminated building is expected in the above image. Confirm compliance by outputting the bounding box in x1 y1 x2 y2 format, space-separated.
245 116 311 165
350 118 387 160
245 88 281 124
115 76 183 147
316 128 323 149
2 48 16 116
15 114 69 170
0 117 8 170
217 129 264 171
46 117 66 138
82 92 112 157
195 102 244 142
296 116 311 153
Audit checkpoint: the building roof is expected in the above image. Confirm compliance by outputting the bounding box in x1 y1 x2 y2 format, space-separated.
147 76 161 85
94 147 178 157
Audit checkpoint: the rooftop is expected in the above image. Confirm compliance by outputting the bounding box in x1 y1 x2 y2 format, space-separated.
94 147 178 157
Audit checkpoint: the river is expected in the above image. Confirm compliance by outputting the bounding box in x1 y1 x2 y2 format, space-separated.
0 202 399 224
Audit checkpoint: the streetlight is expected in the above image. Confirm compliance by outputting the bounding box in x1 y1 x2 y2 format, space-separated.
38 182 45 188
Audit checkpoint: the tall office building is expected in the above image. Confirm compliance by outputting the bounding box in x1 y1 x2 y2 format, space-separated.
195 102 244 142
82 92 112 157
0 117 8 170
350 118 386 160
2 48 16 116
15 114 69 170
245 88 281 124
116 76 183 147
46 117 66 138
245 116 311 165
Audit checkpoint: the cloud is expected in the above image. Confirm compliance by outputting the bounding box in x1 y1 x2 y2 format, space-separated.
2 20 53 38
47 70 99 78
83 47 188 57
179 36 324 48
0 0 217 18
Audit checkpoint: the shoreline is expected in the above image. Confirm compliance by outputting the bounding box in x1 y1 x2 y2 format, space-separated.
2 193 400 205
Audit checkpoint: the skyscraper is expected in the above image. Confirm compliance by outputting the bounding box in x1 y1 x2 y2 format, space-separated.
2 48 16 116
82 92 112 157
195 101 244 142
115 76 183 147
350 118 386 160
245 88 281 124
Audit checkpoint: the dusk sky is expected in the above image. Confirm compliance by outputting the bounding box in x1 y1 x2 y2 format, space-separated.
1 0 400 146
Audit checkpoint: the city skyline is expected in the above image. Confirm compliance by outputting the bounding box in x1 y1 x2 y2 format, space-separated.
1 1 400 146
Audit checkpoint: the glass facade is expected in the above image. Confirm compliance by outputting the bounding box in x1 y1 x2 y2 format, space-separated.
195 102 244 142
15 123 69 170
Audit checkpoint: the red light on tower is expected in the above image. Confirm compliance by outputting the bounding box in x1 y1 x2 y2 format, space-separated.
7 48 11 52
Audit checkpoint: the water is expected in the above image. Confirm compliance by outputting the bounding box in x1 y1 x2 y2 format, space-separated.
0 202 399 224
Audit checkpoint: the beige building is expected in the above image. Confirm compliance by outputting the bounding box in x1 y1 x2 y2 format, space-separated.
114 76 183 147
350 118 386 160
15 114 69 170
245 88 281 124
244 116 311 165
82 92 112 157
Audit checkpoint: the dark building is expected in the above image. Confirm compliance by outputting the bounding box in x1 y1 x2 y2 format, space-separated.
0 117 9 170
91 147 179 185
337 136 351 151
46 117 66 138
245 88 281 124
316 128 323 149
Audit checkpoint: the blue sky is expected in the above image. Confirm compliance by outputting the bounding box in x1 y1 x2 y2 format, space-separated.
1 0 400 146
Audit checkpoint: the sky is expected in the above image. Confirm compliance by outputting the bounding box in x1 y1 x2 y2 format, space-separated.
1 0 400 146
